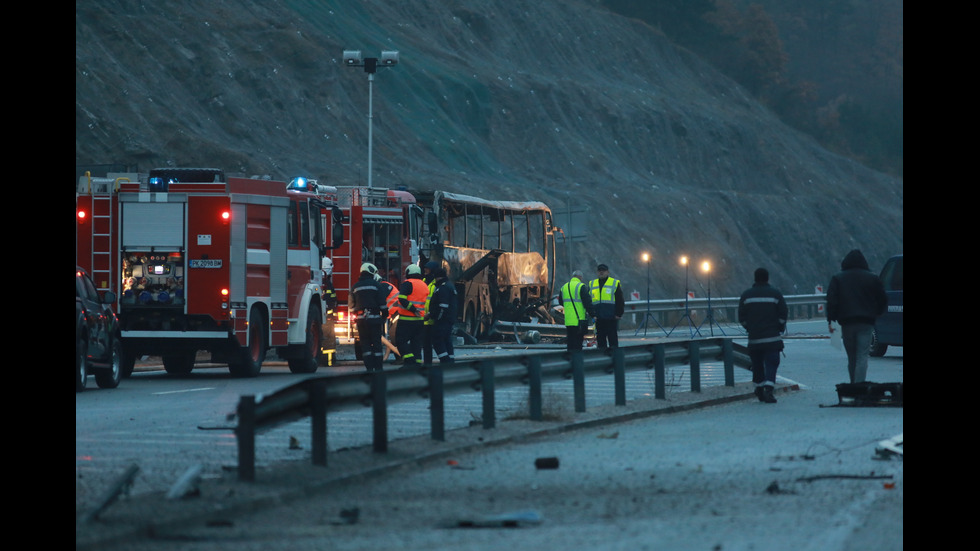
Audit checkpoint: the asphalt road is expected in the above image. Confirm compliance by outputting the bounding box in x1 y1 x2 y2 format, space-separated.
77 323 903 551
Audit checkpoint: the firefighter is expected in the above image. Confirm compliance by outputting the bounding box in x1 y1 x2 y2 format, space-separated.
393 263 428 368
350 263 389 372
426 266 458 364
421 260 440 366
589 263 624 352
559 270 593 352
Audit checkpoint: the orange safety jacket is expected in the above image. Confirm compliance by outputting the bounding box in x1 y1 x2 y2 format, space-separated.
393 278 428 319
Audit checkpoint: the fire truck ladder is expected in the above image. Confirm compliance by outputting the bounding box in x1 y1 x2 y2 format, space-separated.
88 179 117 293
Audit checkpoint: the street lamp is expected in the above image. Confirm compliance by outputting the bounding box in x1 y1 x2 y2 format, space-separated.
635 252 666 337
642 253 651 336
699 260 722 336
668 254 697 337
343 49 400 189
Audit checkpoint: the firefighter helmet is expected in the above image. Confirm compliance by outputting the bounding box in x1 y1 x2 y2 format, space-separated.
406 264 421 276
322 257 334 276
360 262 378 275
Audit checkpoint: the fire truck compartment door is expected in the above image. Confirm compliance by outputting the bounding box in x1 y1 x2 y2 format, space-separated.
121 202 185 250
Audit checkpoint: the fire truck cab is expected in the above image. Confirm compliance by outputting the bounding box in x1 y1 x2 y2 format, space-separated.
76 168 344 377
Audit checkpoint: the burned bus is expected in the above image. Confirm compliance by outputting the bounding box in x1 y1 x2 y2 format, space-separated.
414 190 559 340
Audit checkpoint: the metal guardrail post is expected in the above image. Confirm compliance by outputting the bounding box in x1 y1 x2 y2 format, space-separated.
429 365 445 441
613 347 626 406
722 339 735 387
236 395 256 482
571 351 585 413
689 341 701 392
310 380 328 466
653 344 666 399
371 372 387 453
527 356 543 421
480 360 495 429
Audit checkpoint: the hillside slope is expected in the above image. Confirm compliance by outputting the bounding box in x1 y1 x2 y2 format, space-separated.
75 0 902 299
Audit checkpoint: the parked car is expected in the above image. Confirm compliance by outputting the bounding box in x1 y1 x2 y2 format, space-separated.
76 266 123 391
870 254 903 356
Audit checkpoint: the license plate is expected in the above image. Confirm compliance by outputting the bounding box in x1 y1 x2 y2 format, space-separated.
190 259 223 268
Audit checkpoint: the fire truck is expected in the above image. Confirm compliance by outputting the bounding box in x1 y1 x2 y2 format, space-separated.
326 186 420 353
75 168 345 377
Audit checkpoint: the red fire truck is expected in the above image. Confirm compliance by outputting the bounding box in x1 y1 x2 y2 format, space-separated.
75 168 344 377
327 186 420 353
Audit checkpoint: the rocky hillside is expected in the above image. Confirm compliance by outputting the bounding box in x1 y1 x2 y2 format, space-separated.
75 0 903 300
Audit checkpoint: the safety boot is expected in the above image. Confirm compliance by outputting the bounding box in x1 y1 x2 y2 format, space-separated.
762 386 777 404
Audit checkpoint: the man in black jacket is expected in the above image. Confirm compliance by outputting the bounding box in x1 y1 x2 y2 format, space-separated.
826 249 888 383
350 263 389 372
738 268 788 403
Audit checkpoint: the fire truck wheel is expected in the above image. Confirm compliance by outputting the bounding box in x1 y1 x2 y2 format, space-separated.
229 310 266 377
163 351 195 375
288 306 322 374
95 339 123 389
76 336 88 392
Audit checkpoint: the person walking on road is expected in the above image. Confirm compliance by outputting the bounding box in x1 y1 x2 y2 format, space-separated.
559 270 593 352
393 263 428 368
589 263 624 352
826 249 888 383
738 268 788 403
426 266 458 364
349 263 389 372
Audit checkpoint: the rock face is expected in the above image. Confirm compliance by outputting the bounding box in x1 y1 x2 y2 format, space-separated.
75 0 902 299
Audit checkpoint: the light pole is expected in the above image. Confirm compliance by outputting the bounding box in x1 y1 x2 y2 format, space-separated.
343 49 399 189
642 253 651 336
668 254 697 337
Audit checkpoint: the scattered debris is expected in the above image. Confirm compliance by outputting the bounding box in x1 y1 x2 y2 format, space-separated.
874 433 903 460
166 464 203 500
454 509 543 528
534 457 560 470
597 431 619 439
83 463 140 523
289 436 302 450
796 473 893 483
765 481 795 495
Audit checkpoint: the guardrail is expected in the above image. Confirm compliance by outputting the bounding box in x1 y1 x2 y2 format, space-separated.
222 337 751 481
492 293 826 343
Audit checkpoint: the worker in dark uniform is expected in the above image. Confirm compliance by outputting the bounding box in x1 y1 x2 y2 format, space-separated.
589 263 625 352
738 267 788 403
426 266 458 364
421 261 440 366
350 263 389 372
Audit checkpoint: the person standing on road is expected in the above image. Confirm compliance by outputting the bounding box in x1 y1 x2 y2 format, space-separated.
426 266 458 364
738 267 788 403
589 263 624 352
559 270 593 352
421 261 440 366
393 263 428 368
350 263 389 372
826 249 888 383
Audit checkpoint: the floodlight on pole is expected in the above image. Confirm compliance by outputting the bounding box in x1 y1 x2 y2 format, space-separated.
343 49 400 189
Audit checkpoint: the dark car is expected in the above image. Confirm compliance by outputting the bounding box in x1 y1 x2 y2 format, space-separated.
870 254 903 356
76 266 123 391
